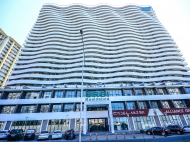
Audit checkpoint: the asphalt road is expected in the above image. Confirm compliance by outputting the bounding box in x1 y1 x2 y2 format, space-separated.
0 134 190 142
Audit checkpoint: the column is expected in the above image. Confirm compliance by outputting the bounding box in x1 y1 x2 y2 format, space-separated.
4 121 12 130
108 102 114 133
83 103 87 134
154 116 161 127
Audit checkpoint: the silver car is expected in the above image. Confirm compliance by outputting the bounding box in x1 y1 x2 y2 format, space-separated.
38 131 49 140
52 130 62 140
0 130 9 139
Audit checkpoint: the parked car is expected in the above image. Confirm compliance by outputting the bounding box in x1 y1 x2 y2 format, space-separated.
52 130 62 140
38 131 49 140
7 129 24 141
24 129 36 140
183 125 190 133
64 129 75 140
167 125 184 134
0 130 9 139
146 127 170 136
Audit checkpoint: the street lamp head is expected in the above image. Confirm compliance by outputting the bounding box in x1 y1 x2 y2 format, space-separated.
80 30 83 35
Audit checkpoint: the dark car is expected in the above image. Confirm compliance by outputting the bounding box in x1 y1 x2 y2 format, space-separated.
24 129 36 140
146 127 170 136
7 129 24 141
64 129 75 140
167 125 184 134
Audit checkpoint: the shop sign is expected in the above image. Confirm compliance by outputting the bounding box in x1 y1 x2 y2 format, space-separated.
112 110 149 117
85 91 109 101
159 108 190 115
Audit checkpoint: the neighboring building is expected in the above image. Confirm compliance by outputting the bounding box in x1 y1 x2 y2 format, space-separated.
0 28 21 87
1 4 190 133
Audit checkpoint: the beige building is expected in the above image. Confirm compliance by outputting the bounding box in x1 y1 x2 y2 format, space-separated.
0 28 21 87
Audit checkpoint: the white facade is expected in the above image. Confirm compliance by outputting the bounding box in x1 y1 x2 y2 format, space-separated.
6 4 190 86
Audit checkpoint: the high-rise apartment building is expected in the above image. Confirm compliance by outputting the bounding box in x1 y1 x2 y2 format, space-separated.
0 28 21 87
0 4 190 134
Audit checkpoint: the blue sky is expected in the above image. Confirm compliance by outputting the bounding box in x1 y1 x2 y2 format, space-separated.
0 0 190 64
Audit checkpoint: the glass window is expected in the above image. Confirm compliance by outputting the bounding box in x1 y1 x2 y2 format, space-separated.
157 88 167 95
65 91 75 98
159 115 182 127
185 88 190 94
11 120 41 132
184 114 190 125
1 106 15 114
52 104 62 112
138 102 148 109
25 92 40 99
146 88 155 95
133 116 155 130
7 92 21 99
77 91 86 97
64 104 74 112
124 89 133 96
76 119 84 132
161 101 170 108
48 119 69 133
173 100 187 108
107 90 122 96
20 105 36 113
0 121 5 130
54 91 63 98
42 92 51 98
135 89 144 95
111 102 125 110
113 117 128 130
76 104 84 111
150 101 158 108
40 105 49 113
126 102 136 110
168 88 181 95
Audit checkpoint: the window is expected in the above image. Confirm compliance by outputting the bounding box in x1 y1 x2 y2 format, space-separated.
52 104 62 112
113 117 128 130
146 88 155 95
77 91 86 97
1 106 15 114
173 100 187 108
126 102 136 110
168 88 181 95
25 92 40 99
111 102 125 110
42 92 51 98
150 101 158 108
64 104 74 112
65 91 75 98
161 101 170 108
159 115 182 127
185 88 190 94
20 105 36 113
157 88 167 95
40 105 49 113
0 122 5 131
138 102 148 109
48 119 69 133
135 89 144 95
107 90 122 96
133 116 155 130
76 104 84 111
76 119 84 132
184 114 190 125
7 92 20 99
124 89 133 96
54 91 63 98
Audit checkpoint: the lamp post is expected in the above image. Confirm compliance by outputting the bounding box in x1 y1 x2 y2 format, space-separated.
79 29 85 142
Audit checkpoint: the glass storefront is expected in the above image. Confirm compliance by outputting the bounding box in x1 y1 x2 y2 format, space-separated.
159 115 182 127
88 118 108 131
0 121 5 130
184 114 190 125
11 121 41 132
133 116 155 130
76 119 84 132
113 117 128 130
47 119 69 132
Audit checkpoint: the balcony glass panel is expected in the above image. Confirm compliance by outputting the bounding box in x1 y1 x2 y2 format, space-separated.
168 88 181 95
126 102 136 110
64 104 74 112
65 91 75 98
7 92 21 99
173 100 187 108
1 106 15 114
146 88 155 95
42 91 51 98
25 92 40 99
20 105 36 113
40 105 49 113
52 104 62 112
138 102 148 109
107 90 122 96
124 89 133 96
54 91 63 98
111 102 124 110
161 101 170 108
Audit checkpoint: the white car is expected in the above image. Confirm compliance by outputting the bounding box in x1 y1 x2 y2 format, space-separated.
52 130 62 140
38 131 49 140
0 130 9 139
183 125 190 132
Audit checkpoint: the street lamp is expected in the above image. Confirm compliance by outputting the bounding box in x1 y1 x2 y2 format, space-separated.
79 29 85 142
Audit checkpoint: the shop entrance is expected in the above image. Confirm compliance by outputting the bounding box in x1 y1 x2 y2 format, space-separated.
88 118 108 132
